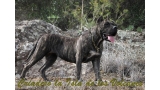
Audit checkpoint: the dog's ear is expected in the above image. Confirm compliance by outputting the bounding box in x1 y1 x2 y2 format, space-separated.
96 16 104 24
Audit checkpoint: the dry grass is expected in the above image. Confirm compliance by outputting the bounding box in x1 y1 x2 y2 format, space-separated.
101 37 145 82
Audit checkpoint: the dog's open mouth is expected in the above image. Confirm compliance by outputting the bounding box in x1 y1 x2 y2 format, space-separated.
107 36 115 43
103 33 115 43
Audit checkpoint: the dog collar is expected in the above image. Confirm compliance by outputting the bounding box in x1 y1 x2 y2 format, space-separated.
91 33 100 52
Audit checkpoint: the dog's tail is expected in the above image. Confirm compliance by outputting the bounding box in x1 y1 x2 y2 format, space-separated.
26 37 41 61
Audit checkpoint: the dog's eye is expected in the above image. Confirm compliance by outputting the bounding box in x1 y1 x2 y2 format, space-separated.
104 22 110 26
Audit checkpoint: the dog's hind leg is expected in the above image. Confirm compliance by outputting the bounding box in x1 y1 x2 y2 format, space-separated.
39 53 57 81
20 36 49 79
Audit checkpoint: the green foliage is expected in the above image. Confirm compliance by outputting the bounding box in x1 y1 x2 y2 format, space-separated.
126 25 134 31
136 27 143 33
16 0 145 31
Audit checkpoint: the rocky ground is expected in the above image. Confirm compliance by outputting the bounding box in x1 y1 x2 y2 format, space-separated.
15 20 145 90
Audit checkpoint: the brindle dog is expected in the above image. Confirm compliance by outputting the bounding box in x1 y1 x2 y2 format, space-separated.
20 19 117 81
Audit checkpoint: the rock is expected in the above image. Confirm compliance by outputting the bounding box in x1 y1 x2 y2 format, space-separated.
15 20 62 75
15 74 20 79
15 20 61 61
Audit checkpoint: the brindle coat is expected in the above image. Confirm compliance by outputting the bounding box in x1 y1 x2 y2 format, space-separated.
20 19 117 81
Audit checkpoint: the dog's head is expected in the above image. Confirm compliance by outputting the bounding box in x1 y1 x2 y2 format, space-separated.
97 19 118 43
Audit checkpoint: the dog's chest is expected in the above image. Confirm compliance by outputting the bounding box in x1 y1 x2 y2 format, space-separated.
81 40 95 55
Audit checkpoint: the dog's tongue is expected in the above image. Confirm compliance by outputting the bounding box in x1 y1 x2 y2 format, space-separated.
108 36 115 43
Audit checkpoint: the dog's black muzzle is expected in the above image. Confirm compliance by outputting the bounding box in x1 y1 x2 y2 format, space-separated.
102 26 117 41
108 26 117 36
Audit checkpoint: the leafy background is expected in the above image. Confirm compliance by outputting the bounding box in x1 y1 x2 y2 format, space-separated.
15 0 145 31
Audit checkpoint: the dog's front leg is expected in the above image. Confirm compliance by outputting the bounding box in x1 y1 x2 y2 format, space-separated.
75 36 83 81
86 50 100 61
92 59 102 81
76 52 82 80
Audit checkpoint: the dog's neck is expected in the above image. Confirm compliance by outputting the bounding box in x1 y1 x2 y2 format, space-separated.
90 27 103 52
90 27 101 40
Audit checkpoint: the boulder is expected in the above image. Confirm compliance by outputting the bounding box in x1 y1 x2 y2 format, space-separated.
15 20 61 61
15 20 61 75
